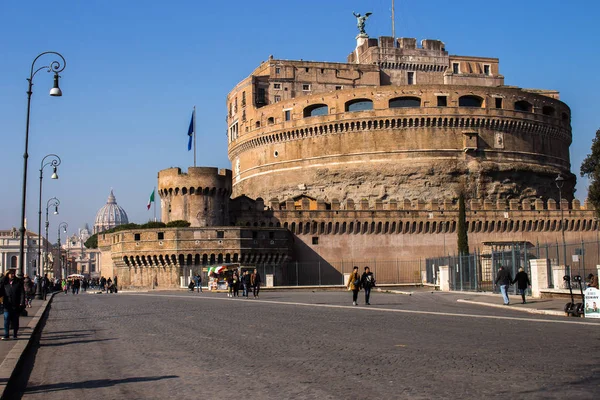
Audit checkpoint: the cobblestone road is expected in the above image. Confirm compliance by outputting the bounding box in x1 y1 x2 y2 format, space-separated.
15 290 600 399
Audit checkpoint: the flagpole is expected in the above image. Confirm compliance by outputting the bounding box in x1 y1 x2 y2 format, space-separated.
153 186 157 222
193 105 197 167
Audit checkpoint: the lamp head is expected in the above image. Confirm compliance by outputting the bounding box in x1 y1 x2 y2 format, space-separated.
49 73 62 97
555 174 565 189
51 166 58 179
54 205 59 215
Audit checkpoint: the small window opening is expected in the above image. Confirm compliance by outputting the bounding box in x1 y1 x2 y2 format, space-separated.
157 232 164 240
495 98 503 109
407 71 415 85
284 110 291 121
312 237 319 245
452 63 460 74
134 233 141 241
484 65 490 76
437 96 447 107
217 231 224 239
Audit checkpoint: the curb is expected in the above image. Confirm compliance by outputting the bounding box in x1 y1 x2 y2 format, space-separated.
0 291 57 399
375 288 412 295
456 299 565 316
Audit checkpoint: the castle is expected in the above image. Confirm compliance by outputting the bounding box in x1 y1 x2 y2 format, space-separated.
98 32 598 289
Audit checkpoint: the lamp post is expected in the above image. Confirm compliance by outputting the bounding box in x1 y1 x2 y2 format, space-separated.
37 155 60 278
39 197 59 298
18 52 66 278
57 222 68 279
555 174 567 269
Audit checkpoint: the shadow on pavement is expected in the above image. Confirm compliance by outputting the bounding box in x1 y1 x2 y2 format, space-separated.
23 375 180 394
39 338 116 347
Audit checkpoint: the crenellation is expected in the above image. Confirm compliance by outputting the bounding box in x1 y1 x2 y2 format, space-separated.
509 199 520 211
548 199 557 210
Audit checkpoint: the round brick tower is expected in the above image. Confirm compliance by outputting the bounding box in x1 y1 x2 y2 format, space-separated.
158 167 232 227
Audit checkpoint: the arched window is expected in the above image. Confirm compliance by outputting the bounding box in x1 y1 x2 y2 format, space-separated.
255 121 261 128
267 117 274 125
345 99 373 112
542 106 555 116
514 100 532 112
389 97 421 108
458 95 483 108
303 104 328 117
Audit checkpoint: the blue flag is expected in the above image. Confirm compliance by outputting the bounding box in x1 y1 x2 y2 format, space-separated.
187 111 194 151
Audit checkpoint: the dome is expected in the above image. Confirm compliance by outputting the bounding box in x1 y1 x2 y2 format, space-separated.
93 190 129 234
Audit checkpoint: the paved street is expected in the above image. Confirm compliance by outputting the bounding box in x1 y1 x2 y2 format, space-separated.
12 290 600 399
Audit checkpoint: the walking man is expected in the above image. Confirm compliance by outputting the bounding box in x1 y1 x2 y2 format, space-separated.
252 268 262 298
0 270 25 340
512 267 531 304
494 265 513 305
195 274 202 293
361 266 376 305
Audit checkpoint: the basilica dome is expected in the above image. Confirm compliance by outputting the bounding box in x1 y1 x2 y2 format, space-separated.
93 190 129 234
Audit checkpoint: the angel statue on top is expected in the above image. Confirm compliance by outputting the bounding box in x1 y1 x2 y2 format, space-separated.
353 12 372 36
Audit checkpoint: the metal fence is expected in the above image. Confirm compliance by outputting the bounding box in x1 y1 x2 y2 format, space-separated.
426 239 600 293
181 259 424 287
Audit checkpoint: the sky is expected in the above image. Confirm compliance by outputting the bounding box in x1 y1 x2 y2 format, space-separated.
1 0 599 243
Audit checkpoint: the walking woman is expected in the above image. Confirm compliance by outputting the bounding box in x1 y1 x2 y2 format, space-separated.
512 267 531 304
347 266 361 306
232 271 240 297
62 279 68 295
361 267 376 305
23 274 34 308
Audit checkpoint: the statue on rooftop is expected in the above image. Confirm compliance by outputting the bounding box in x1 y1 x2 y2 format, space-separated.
353 12 372 36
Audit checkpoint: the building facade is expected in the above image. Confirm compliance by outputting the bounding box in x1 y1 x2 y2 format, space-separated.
0 228 50 276
98 33 597 289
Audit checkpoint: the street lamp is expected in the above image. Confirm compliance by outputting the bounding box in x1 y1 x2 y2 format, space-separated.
38 197 60 298
57 222 68 279
18 51 66 278
37 155 61 281
555 174 567 269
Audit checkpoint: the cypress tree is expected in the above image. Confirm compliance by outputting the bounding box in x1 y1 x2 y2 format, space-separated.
457 192 469 255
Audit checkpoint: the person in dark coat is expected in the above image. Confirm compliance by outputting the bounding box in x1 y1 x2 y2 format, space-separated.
494 265 513 305
361 266 376 305
0 270 25 340
512 267 531 304
251 268 262 299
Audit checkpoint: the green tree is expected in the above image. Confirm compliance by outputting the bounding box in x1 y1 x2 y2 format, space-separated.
581 128 600 217
457 192 469 255
84 234 98 249
166 220 191 227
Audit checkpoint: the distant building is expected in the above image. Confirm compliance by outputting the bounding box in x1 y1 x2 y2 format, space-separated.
0 228 50 276
94 190 129 234
63 224 101 278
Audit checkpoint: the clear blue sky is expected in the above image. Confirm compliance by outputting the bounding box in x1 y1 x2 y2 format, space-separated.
1 0 599 243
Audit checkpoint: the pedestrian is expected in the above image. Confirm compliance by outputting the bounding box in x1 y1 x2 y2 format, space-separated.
512 267 531 304
23 274 34 308
361 266 376 305
72 279 80 295
227 272 234 297
252 268 262 298
232 272 240 297
587 273 599 289
494 265 513 305
41 274 49 300
196 274 202 293
347 266 361 306
242 271 251 297
0 269 25 340
62 279 68 295
114 276 118 293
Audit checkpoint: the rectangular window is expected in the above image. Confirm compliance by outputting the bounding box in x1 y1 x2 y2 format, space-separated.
312 237 319 245
495 97 503 109
134 233 141 241
273 83 282 90
437 96 447 107
242 91 246 107
217 231 224 239
305 67 309 72
275 67 280 74
452 62 460 74
252 231 258 239
274 95 281 103
484 64 490 76
269 231 274 239
157 232 164 240
284 110 291 121
302 84 311 91
407 71 415 85
335 85 343 90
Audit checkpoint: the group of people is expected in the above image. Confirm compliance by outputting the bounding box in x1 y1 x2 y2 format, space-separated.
59 276 117 295
347 266 376 306
227 269 262 298
0 270 51 340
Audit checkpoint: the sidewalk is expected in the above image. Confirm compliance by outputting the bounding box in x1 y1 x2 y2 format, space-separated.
0 293 55 398
455 292 570 316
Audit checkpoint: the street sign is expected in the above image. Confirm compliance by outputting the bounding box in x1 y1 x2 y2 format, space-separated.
584 288 600 319
572 255 580 262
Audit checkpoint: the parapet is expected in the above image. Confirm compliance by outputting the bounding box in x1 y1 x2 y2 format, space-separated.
270 196 594 212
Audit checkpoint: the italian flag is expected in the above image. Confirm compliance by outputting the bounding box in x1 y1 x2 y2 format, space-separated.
147 189 155 210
